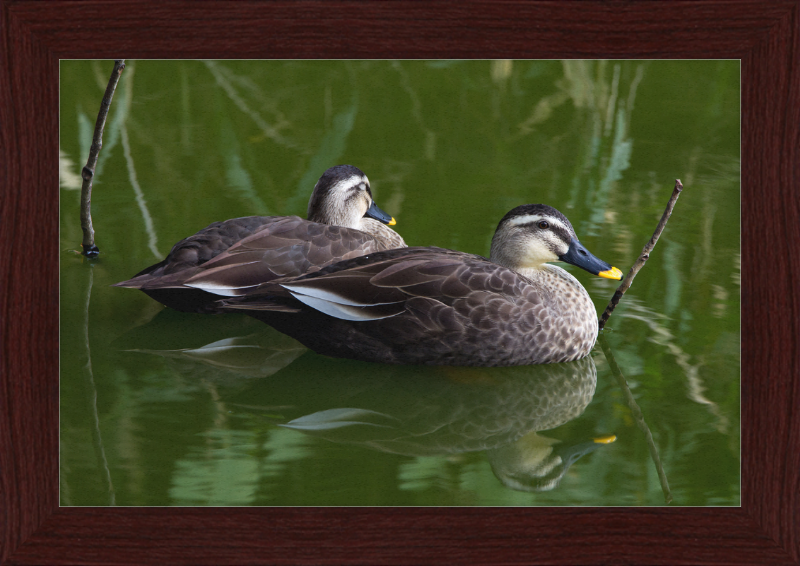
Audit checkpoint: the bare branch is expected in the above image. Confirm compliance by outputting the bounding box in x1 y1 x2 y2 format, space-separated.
598 179 683 330
80 59 126 257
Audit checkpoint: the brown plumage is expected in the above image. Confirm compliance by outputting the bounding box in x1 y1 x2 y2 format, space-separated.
114 165 405 312
220 204 623 366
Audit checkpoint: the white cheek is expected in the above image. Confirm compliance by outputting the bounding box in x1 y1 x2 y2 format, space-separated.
330 191 350 210
521 238 560 266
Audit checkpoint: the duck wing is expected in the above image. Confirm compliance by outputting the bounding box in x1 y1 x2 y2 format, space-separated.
114 215 280 286
177 218 392 297
219 247 561 366
114 216 395 312
221 247 469 314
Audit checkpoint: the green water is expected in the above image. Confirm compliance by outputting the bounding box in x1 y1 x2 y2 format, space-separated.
60 60 740 506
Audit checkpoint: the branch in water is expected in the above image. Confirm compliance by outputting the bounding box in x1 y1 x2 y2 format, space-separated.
80 59 126 258
598 179 683 330
598 333 673 504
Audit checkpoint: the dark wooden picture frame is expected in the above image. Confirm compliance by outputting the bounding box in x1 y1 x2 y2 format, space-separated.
2 1 797 564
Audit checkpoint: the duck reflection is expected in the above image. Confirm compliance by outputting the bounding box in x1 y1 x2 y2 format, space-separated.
237 353 614 493
115 309 307 384
117 312 614 493
487 430 615 492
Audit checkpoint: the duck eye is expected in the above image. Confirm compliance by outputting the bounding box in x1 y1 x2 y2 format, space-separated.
537 220 549 229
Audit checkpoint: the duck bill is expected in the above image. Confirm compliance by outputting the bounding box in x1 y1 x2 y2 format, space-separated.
364 201 397 226
555 434 617 469
559 238 623 280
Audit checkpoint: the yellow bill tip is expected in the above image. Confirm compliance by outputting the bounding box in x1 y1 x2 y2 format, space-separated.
388 217 397 226
593 434 617 444
598 266 623 280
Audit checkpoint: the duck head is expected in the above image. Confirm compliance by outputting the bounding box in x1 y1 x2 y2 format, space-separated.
490 204 623 279
306 164 396 228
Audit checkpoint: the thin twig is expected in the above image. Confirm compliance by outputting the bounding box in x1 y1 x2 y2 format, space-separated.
598 179 683 330
598 333 673 504
80 59 125 257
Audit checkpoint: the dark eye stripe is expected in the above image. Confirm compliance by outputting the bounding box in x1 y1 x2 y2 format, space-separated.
516 221 572 244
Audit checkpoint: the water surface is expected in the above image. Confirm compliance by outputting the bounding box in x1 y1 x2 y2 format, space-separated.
60 60 740 506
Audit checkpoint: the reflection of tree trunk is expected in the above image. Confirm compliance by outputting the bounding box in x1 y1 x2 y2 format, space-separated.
80 263 116 505
80 59 125 257
599 179 684 330
598 333 672 504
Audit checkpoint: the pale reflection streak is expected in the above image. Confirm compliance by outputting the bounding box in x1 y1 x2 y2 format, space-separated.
602 63 620 137
589 63 646 233
621 301 730 434
203 61 293 148
392 61 436 161
514 61 646 238
120 123 161 259
81 264 116 505
561 59 595 108
59 148 82 190
602 61 643 137
626 64 645 115
205 379 231 449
